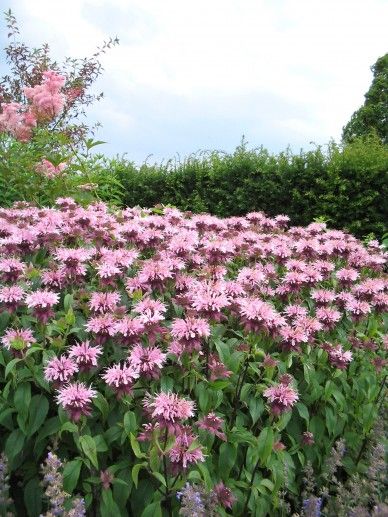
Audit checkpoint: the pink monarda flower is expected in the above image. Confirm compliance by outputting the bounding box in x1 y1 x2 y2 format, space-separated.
56 382 97 422
168 430 204 473
208 354 231 382
44 355 78 384
263 383 299 416
0 285 25 312
213 482 236 510
238 297 285 335
1 328 36 351
102 363 139 398
170 317 210 353
0 258 25 282
311 289 336 306
345 299 371 322
262 354 279 369
323 344 352 369
316 307 342 330
85 314 116 344
133 298 167 344
189 281 230 321
114 316 144 346
283 304 308 321
143 392 195 434
128 344 166 379
41 269 66 290
25 290 59 323
279 325 308 352
68 341 102 371
197 413 226 441
89 291 121 313
336 267 359 286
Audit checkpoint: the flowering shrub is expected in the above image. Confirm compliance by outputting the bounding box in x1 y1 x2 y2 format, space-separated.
0 201 386 516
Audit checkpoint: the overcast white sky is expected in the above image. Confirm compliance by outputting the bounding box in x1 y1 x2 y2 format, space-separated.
1 0 387 163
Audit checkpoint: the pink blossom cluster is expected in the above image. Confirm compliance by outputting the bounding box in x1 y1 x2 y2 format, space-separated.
0 199 386 484
0 70 67 142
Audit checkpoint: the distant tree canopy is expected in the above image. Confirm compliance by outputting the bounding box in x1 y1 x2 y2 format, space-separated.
342 53 388 145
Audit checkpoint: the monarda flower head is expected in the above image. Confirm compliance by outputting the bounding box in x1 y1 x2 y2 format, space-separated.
143 392 195 434
102 362 139 398
25 289 59 323
128 344 166 379
169 430 205 473
44 355 78 385
1 328 36 352
170 317 210 353
197 413 226 441
56 382 97 421
0 285 25 312
263 382 299 416
68 341 102 372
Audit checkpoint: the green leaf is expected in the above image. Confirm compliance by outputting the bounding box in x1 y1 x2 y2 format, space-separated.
130 433 146 459
63 459 82 494
5 428 25 462
24 477 43 517
123 411 137 434
249 398 264 424
296 402 309 423
218 442 237 479
79 435 98 469
131 462 147 488
100 488 121 517
94 393 110 421
257 427 274 465
14 382 31 422
141 501 162 517
5 357 21 378
27 395 49 437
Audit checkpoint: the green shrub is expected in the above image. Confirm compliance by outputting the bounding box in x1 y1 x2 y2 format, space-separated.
107 136 387 238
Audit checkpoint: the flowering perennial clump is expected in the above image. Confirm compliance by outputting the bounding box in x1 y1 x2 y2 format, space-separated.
0 200 386 515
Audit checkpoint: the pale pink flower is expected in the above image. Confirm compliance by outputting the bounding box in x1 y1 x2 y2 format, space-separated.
316 307 342 330
0 285 25 311
85 314 116 344
197 413 226 441
324 344 352 369
263 383 299 416
170 317 210 353
128 344 166 379
1 328 36 350
189 281 230 320
44 355 78 383
25 290 59 323
56 382 97 421
208 354 231 382
345 299 371 321
336 268 359 285
213 482 236 510
89 291 121 313
114 316 144 346
279 325 308 352
0 258 25 282
102 363 139 398
133 298 167 325
143 392 195 433
35 159 67 179
311 289 337 306
68 341 102 371
169 430 204 472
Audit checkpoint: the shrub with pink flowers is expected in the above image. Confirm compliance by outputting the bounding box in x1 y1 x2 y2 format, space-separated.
0 200 386 516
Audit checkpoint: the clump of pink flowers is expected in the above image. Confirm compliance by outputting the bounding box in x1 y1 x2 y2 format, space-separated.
263 381 299 416
56 382 97 421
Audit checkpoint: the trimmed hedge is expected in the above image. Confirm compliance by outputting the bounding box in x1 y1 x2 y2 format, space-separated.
106 136 387 238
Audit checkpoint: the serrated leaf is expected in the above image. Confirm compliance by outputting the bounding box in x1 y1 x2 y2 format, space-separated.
63 459 82 494
79 435 98 469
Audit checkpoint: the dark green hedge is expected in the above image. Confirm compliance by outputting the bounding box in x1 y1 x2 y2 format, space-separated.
103 137 387 238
